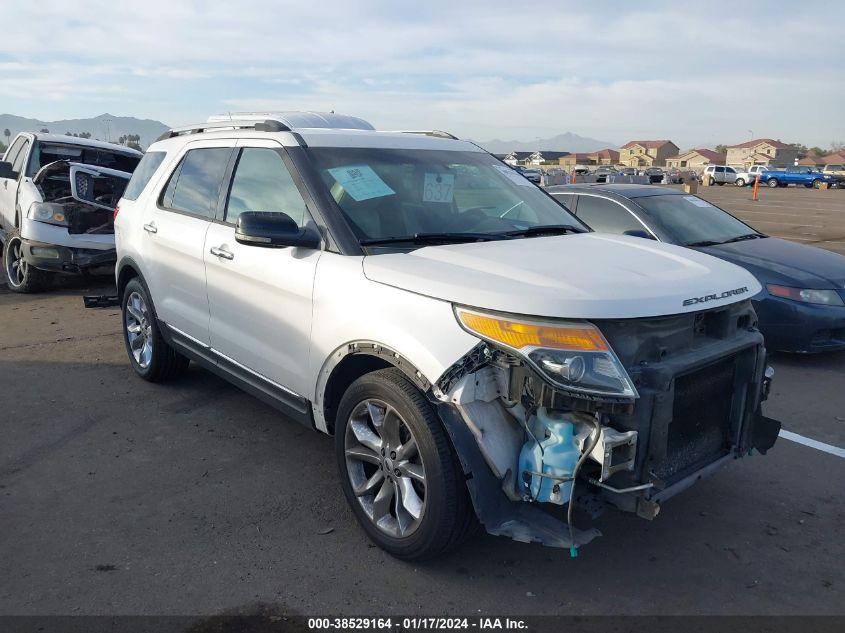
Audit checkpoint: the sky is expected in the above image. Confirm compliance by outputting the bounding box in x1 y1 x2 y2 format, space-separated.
1 1 843 149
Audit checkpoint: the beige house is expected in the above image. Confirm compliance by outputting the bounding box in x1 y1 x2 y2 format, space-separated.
725 139 800 169
665 148 726 169
558 149 620 169
798 152 845 167
619 140 679 167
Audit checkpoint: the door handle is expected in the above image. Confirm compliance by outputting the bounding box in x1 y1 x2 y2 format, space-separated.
143 222 158 234
209 245 234 260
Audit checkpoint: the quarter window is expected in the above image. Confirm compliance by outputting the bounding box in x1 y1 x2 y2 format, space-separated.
574 195 645 235
225 148 309 226
161 148 231 219
123 151 167 201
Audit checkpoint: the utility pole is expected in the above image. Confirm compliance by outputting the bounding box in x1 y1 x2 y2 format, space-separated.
104 118 113 142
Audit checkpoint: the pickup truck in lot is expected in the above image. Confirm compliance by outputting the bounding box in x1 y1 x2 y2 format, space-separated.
759 165 835 189
113 111 780 560
0 132 141 292
734 165 767 187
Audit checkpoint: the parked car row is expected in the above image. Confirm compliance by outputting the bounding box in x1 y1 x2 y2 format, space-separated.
15 112 845 563
700 164 840 189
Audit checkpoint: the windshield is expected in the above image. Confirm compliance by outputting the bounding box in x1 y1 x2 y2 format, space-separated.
27 143 141 177
305 147 585 247
636 194 761 246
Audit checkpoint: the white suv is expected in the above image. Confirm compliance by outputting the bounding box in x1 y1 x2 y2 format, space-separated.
115 112 779 559
700 164 738 186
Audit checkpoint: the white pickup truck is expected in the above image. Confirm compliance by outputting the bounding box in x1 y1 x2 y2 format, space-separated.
734 165 767 187
0 132 141 291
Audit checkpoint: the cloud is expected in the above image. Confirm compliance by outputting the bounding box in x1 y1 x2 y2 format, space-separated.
1 1 843 146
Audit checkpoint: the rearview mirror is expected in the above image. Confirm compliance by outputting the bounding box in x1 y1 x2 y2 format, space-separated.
623 229 656 240
0 161 19 180
235 211 321 249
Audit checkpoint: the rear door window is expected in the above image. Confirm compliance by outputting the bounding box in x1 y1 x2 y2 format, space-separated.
161 148 232 219
123 151 167 201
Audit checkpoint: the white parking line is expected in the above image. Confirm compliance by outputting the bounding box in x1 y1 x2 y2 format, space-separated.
779 430 845 458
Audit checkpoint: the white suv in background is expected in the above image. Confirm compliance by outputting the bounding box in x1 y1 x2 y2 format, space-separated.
115 112 778 560
700 164 738 186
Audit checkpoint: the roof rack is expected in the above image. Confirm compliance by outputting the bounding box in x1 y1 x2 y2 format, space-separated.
398 130 459 140
157 111 376 142
157 119 289 141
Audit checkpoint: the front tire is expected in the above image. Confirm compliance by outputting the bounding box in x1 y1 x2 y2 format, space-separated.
3 229 50 293
121 277 189 382
335 368 476 560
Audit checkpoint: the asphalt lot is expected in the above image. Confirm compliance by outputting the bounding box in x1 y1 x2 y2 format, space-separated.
682 182 845 256
1 188 844 616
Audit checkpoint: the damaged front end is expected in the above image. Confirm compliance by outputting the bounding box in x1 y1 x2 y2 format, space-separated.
432 301 781 553
21 160 132 274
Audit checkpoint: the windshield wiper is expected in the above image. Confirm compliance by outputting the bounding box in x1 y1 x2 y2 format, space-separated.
359 232 513 246
720 233 765 244
685 233 764 247
684 239 722 247
500 224 586 238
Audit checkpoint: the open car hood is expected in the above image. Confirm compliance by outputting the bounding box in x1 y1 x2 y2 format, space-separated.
34 160 133 211
363 233 761 320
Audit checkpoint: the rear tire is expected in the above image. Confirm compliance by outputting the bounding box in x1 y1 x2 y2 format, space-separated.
121 277 190 382
717 181 724 186
3 228 50 293
335 368 476 560
709 177 716 186
767 178 779 188
812 179 822 189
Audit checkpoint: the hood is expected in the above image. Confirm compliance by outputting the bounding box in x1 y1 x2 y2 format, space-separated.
700 237 845 289
363 233 761 319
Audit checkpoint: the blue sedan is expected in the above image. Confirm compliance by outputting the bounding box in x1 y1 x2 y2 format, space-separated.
547 184 845 353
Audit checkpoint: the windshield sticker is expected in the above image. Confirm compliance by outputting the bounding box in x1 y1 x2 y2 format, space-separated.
684 196 713 208
492 164 533 187
327 165 395 202
423 172 455 203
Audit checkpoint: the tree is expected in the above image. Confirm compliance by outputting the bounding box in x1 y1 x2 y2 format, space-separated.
0 141 7 155
714 144 728 154
808 147 829 157
40 128 49 133
3 129 10 146
831 141 845 154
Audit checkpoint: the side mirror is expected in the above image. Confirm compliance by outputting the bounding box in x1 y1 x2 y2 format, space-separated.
623 229 656 240
235 211 321 249
0 161 19 180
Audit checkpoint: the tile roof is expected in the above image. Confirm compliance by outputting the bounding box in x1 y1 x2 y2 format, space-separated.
728 138 792 150
621 140 675 149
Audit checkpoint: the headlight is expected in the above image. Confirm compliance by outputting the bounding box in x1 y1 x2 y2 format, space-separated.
767 284 844 306
454 306 638 399
28 202 69 227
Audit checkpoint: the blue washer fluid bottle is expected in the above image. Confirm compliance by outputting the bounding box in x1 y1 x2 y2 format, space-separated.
518 407 580 504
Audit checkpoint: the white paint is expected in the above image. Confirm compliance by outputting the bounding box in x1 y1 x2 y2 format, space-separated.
779 429 845 459
364 233 761 319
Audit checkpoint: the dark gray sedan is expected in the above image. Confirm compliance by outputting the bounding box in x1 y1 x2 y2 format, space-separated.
546 184 845 353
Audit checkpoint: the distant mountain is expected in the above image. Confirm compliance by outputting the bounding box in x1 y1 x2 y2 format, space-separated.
0 113 169 150
477 132 618 154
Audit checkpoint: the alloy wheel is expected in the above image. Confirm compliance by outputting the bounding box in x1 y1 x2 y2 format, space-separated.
344 399 427 538
5 237 26 288
125 291 153 369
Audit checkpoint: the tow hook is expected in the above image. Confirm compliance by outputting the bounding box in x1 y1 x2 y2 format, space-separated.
763 365 775 399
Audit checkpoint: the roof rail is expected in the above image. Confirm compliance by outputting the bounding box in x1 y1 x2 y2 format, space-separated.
398 130 459 140
156 119 290 142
